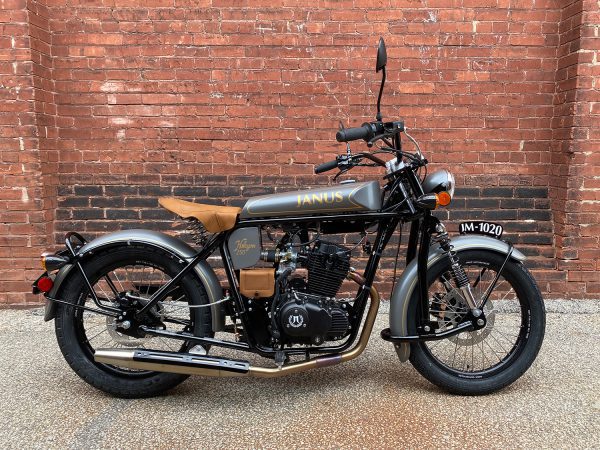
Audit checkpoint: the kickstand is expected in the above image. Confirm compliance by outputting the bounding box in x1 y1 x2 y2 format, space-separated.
275 350 287 368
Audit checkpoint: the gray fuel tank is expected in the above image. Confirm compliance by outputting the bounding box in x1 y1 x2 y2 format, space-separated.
240 181 381 218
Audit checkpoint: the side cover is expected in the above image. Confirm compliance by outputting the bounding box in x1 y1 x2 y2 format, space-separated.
45 230 225 332
389 235 526 362
240 181 381 218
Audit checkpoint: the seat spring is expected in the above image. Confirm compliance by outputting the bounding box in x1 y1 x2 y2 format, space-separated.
184 218 209 247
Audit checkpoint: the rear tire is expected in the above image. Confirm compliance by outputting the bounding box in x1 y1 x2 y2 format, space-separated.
55 244 212 398
408 250 545 395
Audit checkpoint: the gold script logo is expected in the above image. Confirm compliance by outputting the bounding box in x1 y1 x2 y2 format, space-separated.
297 191 344 207
235 238 257 256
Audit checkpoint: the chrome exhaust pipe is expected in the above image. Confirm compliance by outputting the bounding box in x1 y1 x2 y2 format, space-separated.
94 349 250 378
94 273 379 378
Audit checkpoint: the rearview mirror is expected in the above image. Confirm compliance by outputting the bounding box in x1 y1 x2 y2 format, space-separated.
376 37 387 72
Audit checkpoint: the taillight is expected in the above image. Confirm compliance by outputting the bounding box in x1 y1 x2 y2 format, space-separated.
36 276 54 293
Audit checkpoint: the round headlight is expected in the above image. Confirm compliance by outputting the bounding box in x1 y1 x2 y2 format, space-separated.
422 169 455 200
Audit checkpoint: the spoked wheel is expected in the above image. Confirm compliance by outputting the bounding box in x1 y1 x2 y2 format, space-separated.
55 244 212 398
408 250 545 395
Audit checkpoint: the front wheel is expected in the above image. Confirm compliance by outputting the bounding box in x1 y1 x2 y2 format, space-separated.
408 249 545 395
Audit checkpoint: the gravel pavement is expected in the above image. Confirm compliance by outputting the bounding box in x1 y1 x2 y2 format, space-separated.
0 301 598 449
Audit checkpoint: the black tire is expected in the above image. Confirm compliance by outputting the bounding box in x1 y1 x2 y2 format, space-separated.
55 245 213 398
408 250 545 395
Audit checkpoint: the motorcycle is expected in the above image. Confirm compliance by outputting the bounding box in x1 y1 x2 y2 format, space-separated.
33 38 545 398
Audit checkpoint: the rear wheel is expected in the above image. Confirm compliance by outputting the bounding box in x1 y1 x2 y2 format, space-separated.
408 250 545 395
55 245 212 398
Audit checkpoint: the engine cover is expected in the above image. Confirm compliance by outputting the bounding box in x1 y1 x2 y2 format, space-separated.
279 291 350 345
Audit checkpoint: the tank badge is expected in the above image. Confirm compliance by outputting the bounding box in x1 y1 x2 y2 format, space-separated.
234 239 257 256
296 191 344 207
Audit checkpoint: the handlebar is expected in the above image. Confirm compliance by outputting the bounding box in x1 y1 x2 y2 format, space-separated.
335 124 373 143
315 120 407 175
314 159 339 174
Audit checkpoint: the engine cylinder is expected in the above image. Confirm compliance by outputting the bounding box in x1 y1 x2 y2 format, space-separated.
306 241 350 298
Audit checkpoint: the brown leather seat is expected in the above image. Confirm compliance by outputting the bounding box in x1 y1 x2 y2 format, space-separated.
159 197 241 233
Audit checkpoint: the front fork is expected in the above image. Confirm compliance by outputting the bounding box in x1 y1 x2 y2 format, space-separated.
418 214 486 332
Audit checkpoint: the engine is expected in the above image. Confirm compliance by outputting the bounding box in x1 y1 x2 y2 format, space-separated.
275 240 353 345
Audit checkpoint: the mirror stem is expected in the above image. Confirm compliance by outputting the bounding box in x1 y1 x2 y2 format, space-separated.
376 66 386 121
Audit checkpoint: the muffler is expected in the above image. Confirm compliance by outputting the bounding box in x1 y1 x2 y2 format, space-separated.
94 349 250 377
94 274 379 378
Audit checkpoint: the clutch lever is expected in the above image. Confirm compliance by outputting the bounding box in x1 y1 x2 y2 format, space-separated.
332 154 357 181
333 167 350 181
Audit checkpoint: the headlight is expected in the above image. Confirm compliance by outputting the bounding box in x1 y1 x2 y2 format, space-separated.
422 169 455 205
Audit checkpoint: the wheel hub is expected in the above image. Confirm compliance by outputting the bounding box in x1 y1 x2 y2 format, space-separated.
106 316 151 346
432 290 495 346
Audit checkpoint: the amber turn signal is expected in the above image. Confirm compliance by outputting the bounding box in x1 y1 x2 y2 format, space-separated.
41 253 69 272
437 191 452 207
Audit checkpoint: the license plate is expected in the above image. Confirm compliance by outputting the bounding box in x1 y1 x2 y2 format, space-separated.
459 221 503 239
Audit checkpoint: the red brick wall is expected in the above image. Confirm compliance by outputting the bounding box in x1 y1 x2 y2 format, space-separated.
551 0 600 296
0 0 55 303
1 0 599 303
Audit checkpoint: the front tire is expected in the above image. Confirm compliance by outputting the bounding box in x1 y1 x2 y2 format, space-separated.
55 244 212 398
408 250 545 395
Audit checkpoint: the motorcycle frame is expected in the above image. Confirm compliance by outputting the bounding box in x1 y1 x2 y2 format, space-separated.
123 166 434 360
43 134 447 360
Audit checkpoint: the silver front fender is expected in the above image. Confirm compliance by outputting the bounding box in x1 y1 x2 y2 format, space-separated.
46 230 225 332
389 235 525 362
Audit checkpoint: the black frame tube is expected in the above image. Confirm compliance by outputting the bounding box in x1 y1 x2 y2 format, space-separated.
417 212 432 324
135 232 224 318
54 163 438 359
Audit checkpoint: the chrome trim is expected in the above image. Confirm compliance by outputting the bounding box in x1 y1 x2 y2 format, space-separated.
422 169 455 199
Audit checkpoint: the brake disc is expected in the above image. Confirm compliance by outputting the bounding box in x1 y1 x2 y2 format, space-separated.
433 290 496 346
449 299 496 346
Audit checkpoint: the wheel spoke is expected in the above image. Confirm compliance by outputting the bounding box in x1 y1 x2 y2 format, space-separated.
77 261 195 369
423 260 528 376
112 270 126 292
86 328 108 343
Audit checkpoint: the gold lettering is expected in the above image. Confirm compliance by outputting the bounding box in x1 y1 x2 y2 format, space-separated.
324 192 334 204
297 195 302 207
312 193 323 204
302 194 311 206
235 239 256 256
335 191 344 202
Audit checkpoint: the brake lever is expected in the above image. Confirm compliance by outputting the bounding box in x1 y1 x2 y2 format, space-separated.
367 133 387 147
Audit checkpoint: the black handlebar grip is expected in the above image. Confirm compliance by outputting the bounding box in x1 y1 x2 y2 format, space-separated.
314 159 339 174
336 124 372 143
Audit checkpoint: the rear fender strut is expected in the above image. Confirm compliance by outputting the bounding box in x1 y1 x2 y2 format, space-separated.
43 230 225 333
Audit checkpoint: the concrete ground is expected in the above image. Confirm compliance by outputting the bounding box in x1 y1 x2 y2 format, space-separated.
0 301 598 449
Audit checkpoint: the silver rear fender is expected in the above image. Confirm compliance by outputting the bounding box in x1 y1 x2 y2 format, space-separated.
44 230 225 332
389 235 525 362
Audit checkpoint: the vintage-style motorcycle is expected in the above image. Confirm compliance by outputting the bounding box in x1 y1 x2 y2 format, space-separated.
33 39 545 398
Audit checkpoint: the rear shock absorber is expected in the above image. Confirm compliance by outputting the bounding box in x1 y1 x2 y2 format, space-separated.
433 223 481 313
